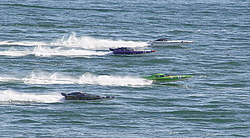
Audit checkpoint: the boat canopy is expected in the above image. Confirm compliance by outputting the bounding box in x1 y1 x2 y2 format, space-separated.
110 47 134 51
155 38 169 41
154 74 170 77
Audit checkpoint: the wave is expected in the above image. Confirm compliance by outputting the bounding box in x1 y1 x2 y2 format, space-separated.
0 89 63 103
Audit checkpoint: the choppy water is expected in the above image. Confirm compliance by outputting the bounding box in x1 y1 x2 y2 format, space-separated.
0 0 249 137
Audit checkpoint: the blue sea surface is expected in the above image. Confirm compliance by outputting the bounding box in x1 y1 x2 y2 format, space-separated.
0 0 249 137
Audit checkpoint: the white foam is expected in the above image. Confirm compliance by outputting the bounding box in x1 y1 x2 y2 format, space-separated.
0 34 147 57
0 40 50 47
22 71 151 86
23 72 78 84
0 45 109 57
32 45 109 57
79 72 151 86
0 48 32 57
53 33 148 49
0 76 21 82
0 34 148 49
0 90 63 103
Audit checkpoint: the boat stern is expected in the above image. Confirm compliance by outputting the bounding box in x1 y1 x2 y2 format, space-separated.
61 93 67 96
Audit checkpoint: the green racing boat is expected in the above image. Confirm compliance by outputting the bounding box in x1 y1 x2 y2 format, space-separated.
142 74 194 82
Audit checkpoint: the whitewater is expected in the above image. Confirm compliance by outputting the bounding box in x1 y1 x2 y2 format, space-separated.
0 33 149 57
0 71 152 86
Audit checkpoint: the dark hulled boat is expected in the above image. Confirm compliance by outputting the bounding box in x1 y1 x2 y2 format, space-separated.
109 47 156 54
61 92 115 100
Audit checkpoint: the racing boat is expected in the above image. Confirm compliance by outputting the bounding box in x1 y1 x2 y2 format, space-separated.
109 47 156 54
61 92 115 100
148 38 194 46
142 74 194 82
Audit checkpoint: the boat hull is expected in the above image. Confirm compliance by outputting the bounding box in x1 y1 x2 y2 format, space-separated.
148 40 194 46
61 92 115 100
113 50 156 54
142 74 194 82
109 47 156 55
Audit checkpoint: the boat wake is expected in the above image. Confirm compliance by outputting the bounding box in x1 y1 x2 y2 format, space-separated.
32 45 109 57
22 72 151 86
0 33 148 57
0 89 63 103
0 45 110 57
78 72 151 86
54 33 148 49
0 40 50 47
0 71 151 86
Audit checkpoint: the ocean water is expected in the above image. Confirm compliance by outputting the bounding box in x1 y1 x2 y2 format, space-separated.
0 0 249 137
